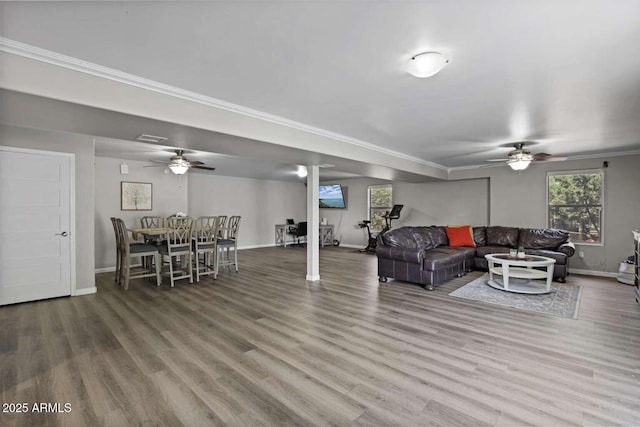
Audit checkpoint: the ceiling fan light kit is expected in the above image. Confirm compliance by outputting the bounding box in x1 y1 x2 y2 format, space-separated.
507 156 533 171
407 52 449 78
168 160 189 175
487 141 566 171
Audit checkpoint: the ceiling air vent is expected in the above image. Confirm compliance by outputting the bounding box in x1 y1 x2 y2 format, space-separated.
136 134 168 143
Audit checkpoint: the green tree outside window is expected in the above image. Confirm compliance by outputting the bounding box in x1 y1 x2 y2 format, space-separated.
369 185 392 231
548 172 603 243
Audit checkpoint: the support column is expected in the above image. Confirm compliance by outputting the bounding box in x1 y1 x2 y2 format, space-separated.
306 165 320 281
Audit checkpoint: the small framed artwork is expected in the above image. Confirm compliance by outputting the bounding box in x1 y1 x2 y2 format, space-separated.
121 181 152 211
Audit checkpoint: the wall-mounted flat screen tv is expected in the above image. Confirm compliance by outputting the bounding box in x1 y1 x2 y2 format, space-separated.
319 184 346 208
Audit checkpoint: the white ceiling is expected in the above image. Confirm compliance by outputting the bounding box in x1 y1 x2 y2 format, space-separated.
1 1 639 177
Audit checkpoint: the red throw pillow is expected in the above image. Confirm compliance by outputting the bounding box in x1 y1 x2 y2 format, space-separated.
445 225 476 247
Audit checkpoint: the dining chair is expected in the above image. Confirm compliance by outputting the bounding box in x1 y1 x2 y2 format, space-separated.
111 217 149 285
140 215 166 230
217 215 241 272
160 216 194 287
215 216 228 238
192 216 219 282
113 218 162 290
110 217 122 284
140 215 167 245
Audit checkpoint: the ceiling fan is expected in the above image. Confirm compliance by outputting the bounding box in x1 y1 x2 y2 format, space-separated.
487 142 567 171
148 149 216 175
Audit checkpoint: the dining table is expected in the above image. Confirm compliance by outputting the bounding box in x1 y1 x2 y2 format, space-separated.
129 225 228 241
128 227 169 241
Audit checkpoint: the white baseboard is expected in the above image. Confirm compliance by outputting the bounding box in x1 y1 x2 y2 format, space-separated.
73 287 97 296
569 268 617 278
238 243 276 250
94 243 358 275
339 243 365 249
95 264 141 274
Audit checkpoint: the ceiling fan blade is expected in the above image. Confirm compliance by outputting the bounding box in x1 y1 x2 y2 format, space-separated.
533 152 568 161
191 165 216 171
486 158 509 162
150 159 170 164
536 156 568 162
189 160 205 166
143 164 168 168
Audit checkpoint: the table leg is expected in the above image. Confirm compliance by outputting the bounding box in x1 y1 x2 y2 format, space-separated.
503 264 510 291
275 226 285 247
545 264 553 291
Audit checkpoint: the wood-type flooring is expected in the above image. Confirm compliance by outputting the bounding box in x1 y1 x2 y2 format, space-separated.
1 246 639 426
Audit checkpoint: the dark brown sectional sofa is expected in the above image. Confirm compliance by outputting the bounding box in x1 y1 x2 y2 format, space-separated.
376 226 575 290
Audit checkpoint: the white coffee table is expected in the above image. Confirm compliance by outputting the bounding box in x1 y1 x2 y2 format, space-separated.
485 253 556 294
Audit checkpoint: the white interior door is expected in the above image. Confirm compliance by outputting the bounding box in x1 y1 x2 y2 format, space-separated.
0 147 73 305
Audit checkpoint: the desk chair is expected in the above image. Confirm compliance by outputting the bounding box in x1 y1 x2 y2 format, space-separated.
286 218 297 240
294 221 307 246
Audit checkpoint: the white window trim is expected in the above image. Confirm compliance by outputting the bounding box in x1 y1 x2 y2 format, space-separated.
546 168 605 246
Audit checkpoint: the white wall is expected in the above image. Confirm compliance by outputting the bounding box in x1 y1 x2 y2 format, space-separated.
94 156 189 270
188 173 306 248
450 154 640 274
394 178 490 227
0 125 96 290
95 157 307 270
319 177 490 247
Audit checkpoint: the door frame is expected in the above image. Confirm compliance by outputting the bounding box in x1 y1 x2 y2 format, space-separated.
0 145 77 297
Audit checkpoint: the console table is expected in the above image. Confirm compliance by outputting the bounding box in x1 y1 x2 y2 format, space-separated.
275 224 334 248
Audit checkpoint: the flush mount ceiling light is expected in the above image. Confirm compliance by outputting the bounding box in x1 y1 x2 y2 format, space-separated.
407 52 449 78
296 165 308 178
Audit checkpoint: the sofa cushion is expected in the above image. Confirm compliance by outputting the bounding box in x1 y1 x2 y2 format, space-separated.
376 246 425 264
475 245 511 258
525 249 568 265
410 227 438 250
382 227 419 248
445 225 476 247
429 226 449 247
486 226 519 247
518 228 569 250
422 249 466 271
473 226 486 247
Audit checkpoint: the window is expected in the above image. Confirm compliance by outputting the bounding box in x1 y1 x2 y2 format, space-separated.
547 170 603 244
368 185 392 231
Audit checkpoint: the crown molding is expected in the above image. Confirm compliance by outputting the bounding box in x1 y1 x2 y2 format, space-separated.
446 149 640 173
566 149 640 161
0 37 448 172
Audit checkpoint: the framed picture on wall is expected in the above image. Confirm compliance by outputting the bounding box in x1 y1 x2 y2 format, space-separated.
121 181 152 211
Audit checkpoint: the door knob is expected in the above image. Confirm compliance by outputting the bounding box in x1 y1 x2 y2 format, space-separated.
56 232 68 237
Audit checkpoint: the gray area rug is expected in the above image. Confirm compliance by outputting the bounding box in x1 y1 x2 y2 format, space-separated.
449 274 582 319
